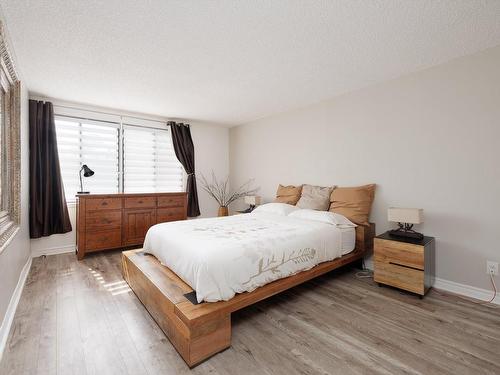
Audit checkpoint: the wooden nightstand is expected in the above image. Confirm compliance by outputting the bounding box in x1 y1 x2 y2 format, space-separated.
374 232 435 298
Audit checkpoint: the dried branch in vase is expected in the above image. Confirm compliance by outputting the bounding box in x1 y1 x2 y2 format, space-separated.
199 171 259 207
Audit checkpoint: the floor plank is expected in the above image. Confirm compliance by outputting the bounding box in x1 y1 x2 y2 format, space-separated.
1 250 499 375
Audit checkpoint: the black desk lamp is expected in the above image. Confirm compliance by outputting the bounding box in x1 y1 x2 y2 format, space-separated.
78 164 94 194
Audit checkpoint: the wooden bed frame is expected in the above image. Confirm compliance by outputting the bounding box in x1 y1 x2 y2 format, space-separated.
122 223 375 367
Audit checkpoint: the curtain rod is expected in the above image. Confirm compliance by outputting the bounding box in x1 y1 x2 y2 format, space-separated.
52 103 170 126
54 113 174 132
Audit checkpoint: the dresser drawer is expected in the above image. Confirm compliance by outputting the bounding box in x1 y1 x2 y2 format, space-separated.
85 229 122 251
124 196 157 209
85 210 122 231
157 207 186 223
86 197 122 211
158 195 185 208
374 238 424 270
374 261 424 295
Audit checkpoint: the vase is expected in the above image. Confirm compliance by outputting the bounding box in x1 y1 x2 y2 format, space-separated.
218 206 229 217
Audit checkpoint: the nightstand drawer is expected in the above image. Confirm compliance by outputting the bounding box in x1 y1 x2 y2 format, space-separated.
374 238 424 270
374 261 424 295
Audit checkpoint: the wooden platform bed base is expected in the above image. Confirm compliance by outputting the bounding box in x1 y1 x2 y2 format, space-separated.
122 223 375 367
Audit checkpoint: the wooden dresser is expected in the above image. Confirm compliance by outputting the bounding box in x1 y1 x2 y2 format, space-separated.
76 192 187 259
374 232 435 298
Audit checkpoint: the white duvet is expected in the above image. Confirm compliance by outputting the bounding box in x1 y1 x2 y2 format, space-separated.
143 212 354 303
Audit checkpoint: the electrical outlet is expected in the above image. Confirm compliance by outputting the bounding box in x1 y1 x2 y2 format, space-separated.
486 261 498 276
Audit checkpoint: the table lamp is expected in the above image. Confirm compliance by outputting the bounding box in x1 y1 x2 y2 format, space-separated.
244 195 261 213
78 164 94 194
388 207 424 240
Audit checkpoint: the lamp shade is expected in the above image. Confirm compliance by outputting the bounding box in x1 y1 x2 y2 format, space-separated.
82 164 94 177
388 207 423 224
244 195 261 206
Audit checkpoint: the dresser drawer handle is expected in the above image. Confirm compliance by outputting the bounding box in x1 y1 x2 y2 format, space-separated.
138 200 143 204
102 202 108 206
388 261 422 271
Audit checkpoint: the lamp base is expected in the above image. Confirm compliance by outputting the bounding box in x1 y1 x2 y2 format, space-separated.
388 229 424 241
77 191 90 194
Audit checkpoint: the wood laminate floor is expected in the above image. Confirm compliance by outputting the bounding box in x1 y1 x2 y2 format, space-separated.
1 251 499 375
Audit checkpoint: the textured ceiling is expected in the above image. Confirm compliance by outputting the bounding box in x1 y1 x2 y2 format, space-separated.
1 0 500 126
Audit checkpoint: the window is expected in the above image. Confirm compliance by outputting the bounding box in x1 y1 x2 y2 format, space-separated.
0 27 21 253
123 125 183 193
55 113 183 201
55 118 120 198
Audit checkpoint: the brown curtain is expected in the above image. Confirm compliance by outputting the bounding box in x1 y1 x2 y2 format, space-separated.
29 100 72 238
168 122 200 217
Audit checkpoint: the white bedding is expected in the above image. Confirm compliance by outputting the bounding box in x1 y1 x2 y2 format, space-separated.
143 211 355 303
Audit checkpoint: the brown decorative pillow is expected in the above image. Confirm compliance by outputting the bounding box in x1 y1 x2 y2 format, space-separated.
275 184 302 205
329 184 376 225
296 184 334 211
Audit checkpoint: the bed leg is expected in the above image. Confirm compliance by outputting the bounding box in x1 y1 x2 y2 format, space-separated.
186 314 231 367
351 258 364 270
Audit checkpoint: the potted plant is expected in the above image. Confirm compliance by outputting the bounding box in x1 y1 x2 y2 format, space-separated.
199 172 258 216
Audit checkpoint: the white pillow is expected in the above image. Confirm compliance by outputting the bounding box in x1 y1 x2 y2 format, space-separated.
288 209 357 228
252 203 299 216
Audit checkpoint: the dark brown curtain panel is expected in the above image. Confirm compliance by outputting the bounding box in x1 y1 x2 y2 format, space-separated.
29 100 72 238
168 122 200 217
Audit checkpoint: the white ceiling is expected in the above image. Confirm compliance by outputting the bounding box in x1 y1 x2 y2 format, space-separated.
2 1 500 126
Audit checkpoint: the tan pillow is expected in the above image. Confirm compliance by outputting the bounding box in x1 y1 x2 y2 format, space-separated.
329 184 376 225
274 184 302 205
296 184 334 211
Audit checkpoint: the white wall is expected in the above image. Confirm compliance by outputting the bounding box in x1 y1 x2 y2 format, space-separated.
190 121 230 217
0 84 31 328
230 45 500 292
30 115 230 257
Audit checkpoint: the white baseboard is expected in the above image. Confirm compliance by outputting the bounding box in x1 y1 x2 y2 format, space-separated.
0 256 32 362
31 244 75 258
433 277 499 305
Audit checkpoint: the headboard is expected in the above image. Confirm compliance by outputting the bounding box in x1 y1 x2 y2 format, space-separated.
355 223 375 252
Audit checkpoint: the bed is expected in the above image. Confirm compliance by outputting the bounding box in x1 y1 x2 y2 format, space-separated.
143 211 357 303
122 208 374 367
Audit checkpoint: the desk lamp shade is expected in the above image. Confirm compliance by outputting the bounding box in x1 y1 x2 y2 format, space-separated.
82 164 94 178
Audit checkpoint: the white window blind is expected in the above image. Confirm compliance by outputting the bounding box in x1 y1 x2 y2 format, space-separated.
123 125 183 193
55 117 120 200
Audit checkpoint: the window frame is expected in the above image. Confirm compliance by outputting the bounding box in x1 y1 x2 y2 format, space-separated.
0 24 21 253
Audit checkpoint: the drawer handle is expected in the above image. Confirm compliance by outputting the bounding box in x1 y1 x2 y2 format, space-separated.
102 202 108 206
138 200 143 204
388 262 422 271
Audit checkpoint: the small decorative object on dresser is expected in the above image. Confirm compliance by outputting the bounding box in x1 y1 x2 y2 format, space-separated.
374 232 435 298
387 207 424 240
76 192 187 259
199 171 258 217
